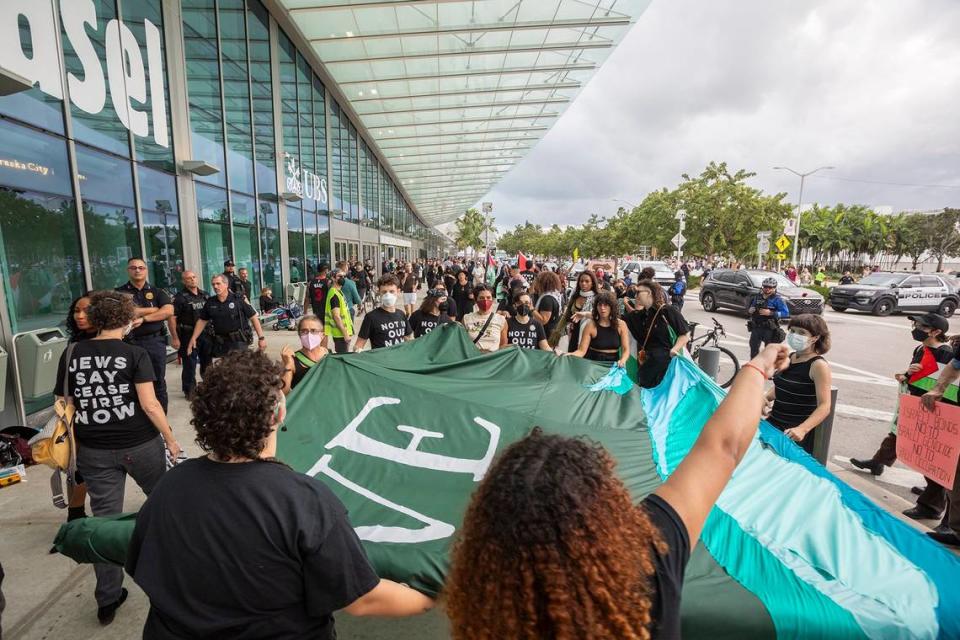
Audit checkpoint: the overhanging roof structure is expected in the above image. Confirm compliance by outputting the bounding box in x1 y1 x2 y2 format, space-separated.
276 0 650 225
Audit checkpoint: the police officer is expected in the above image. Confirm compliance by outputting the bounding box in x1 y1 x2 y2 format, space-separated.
168 271 211 396
223 260 245 298
116 257 174 411
188 274 267 359
748 276 790 357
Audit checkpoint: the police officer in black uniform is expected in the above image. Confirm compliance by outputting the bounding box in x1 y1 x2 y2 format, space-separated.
168 270 211 396
223 259 245 298
747 276 791 358
116 257 174 411
187 274 267 359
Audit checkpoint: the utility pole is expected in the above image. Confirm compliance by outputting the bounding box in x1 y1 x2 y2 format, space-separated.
773 165 835 264
482 202 493 267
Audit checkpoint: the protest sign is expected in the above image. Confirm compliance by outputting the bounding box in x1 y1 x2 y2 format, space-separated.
897 394 960 490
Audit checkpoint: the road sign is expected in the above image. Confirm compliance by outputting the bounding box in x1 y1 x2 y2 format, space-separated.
672 233 686 248
757 230 772 239
775 235 790 252
775 253 787 260
758 239 771 254
482 202 493 213
679 219 686 231
783 218 797 236
675 209 686 220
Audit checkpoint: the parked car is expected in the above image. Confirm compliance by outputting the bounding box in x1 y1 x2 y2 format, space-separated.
620 261 676 287
829 272 959 317
700 270 824 316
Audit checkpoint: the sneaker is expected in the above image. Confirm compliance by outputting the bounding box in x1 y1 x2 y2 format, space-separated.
911 486 924 496
97 588 128 625
849 458 884 476
926 530 960 547
903 505 942 520
933 523 953 535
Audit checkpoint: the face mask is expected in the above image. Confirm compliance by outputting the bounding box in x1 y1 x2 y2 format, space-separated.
912 328 929 342
122 322 134 337
786 332 810 352
300 332 323 350
439 302 449 312
380 292 398 308
477 299 493 313
580 290 595 298
515 304 531 317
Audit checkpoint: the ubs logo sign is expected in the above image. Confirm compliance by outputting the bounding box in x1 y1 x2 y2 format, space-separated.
0 0 169 148
283 151 327 204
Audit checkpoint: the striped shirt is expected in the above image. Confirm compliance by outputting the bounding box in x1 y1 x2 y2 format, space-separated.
768 356 824 430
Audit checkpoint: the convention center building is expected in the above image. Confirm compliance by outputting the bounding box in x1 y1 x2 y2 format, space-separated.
0 0 645 423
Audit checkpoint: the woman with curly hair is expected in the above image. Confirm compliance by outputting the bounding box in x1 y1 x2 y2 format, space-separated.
54 290 180 625
625 279 691 389
447 343 792 639
565 291 631 366
126 349 433 639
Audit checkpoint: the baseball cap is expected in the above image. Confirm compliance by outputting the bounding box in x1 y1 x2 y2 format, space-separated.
908 312 949 334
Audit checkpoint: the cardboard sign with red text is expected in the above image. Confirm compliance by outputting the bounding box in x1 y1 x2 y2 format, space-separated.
897 394 960 490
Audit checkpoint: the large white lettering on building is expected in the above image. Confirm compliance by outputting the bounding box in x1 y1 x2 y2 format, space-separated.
307 397 501 544
283 151 327 204
0 0 169 147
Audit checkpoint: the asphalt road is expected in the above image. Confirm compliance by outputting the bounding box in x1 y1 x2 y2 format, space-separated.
680 291 960 506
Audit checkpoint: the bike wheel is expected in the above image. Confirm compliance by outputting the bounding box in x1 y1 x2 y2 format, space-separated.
714 346 740 389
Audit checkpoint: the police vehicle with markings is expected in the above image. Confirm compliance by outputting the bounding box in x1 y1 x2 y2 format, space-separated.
828 271 959 317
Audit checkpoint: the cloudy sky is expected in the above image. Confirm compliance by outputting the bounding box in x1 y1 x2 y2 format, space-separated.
469 0 960 232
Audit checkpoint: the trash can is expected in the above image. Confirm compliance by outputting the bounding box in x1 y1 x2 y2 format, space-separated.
0 345 8 412
15 327 68 400
286 283 298 302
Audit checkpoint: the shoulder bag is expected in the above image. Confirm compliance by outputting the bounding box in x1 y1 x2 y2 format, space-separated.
29 342 78 509
636 305 664 365
472 313 496 346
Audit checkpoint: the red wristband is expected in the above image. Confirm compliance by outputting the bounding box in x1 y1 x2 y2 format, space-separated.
742 362 768 381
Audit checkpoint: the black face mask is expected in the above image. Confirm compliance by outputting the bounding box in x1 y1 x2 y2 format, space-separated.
912 328 929 341
439 302 449 312
515 304 531 317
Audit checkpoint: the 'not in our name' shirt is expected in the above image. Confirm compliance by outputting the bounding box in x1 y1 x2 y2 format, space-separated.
358 307 412 348
506 316 546 350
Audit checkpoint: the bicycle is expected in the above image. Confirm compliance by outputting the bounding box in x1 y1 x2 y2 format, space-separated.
361 289 378 314
685 317 740 388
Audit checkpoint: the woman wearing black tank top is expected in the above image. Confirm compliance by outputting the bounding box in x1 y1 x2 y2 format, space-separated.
764 314 833 455
565 292 630 367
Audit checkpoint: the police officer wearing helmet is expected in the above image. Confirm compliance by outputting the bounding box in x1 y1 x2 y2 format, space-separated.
116 257 173 412
748 276 790 357
168 271 212 396
223 260 245 298
187 274 267 359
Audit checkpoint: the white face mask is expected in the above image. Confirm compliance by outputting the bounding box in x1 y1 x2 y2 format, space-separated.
122 321 134 337
380 292 398 308
786 332 810 352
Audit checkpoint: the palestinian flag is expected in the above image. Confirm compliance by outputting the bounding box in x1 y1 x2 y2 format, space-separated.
54 325 960 638
908 347 959 402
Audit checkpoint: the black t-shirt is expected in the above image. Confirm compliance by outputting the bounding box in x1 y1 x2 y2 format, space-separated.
116 281 171 338
625 305 689 354
172 289 208 328
55 339 157 449
358 308 412 348
641 494 690 640
409 309 451 338
199 293 256 336
291 351 320 390
126 458 380 640
536 293 561 336
506 316 546 349
308 278 327 306
225 272 245 296
401 274 417 293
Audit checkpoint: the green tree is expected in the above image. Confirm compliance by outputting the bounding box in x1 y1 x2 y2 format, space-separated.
921 208 960 272
454 207 494 250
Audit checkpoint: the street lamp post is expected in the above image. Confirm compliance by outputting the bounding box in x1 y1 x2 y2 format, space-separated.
773 165 835 265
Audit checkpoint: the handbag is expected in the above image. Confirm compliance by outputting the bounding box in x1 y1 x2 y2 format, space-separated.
636 305 664 365
29 342 78 508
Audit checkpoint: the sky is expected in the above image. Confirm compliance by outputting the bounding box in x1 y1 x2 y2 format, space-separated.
459 0 960 233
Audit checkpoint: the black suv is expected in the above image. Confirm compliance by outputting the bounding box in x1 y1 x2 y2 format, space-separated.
700 270 824 316
829 272 958 317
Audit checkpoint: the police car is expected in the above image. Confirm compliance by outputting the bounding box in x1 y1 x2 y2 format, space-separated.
828 272 960 317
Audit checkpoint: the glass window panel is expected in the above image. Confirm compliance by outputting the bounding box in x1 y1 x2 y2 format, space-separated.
313 75 328 218
247 0 276 199
0 120 83 335
317 212 331 270
183 0 226 187
220 0 255 195
330 100 343 216
278 31 299 164
347 122 359 222
138 166 182 292
124 0 175 172
230 191 260 297
196 183 230 286
296 54 314 175
287 205 305 282
75 145 139 289
60 0 129 156
0 3 66 134
259 199 281 291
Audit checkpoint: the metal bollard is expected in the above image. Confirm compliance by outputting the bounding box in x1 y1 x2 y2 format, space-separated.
811 386 839 465
696 346 720 382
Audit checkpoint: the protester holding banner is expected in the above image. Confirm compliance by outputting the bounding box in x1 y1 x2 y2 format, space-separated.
126 350 434 638
505 290 550 351
355 275 413 351
851 312 953 521
446 343 791 639
462 285 507 352
764 314 833 456
281 315 328 394
560 270 600 352
625 279 690 388
565 291 630 366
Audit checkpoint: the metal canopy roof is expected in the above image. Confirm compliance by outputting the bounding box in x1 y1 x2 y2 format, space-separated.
277 0 650 225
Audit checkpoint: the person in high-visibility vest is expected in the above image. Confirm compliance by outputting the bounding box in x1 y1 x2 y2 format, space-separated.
324 268 354 353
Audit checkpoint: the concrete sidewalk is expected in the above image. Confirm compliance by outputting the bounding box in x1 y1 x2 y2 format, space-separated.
0 327 948 639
